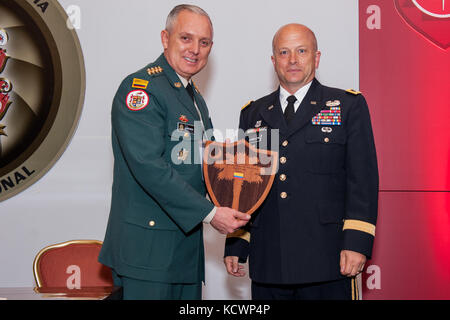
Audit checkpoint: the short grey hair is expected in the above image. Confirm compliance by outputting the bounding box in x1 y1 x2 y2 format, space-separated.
165 4 213 36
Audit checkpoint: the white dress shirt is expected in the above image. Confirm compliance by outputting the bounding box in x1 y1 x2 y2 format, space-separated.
279 81 313 113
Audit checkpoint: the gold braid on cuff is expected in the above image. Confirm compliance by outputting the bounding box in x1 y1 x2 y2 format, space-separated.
343 219 376 237
226 229 251 243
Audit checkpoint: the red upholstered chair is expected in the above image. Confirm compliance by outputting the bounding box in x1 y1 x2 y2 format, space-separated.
33 240 113 288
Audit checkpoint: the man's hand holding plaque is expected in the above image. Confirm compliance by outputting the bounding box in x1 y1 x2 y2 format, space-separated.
210 207 251 234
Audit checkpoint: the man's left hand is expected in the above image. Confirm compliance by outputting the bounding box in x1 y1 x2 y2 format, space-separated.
340 250 366 277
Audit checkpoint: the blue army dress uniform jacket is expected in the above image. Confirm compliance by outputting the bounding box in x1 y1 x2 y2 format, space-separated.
99 54 215 284
225 79 379 284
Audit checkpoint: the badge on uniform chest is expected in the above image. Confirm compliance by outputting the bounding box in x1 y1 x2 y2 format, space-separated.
176 114 197 137
312 100 342 126
178 122 195 134
245 122 268 145
245 126 267 135
177 148 189 161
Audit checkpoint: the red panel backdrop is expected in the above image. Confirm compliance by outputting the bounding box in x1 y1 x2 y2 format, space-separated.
359 0 450 299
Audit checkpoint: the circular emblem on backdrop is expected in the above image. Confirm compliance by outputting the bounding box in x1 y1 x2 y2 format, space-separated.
0 0 85 202
394 0 450 49
126 90 149 111
412 0 450 18
0 29 8 46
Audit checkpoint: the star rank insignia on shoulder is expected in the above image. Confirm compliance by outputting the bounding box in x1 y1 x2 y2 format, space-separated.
241 100 254 111
346 89 361 95
147 66 163 76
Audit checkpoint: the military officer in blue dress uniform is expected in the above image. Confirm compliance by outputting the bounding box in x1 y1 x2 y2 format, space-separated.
99 4 250 300
224 23 379 300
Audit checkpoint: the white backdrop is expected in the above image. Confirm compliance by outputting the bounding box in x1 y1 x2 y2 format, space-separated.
0 0 359 299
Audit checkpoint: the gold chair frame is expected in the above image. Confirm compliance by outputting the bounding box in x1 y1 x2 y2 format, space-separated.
33 239 103 288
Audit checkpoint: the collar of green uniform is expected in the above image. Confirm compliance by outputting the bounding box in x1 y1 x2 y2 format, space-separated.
154 53 185 89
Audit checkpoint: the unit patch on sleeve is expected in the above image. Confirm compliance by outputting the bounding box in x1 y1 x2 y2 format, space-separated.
126 90 149 111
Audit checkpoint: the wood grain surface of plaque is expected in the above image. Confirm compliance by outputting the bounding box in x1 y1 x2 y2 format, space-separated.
203 139 278 215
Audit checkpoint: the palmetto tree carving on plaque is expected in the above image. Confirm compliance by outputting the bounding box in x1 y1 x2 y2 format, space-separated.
203 140 278 215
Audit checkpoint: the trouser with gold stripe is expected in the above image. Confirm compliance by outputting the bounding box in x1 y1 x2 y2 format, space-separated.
251 277 359 300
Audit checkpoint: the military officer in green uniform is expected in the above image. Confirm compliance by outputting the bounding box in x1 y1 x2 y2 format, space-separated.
99 4 250 300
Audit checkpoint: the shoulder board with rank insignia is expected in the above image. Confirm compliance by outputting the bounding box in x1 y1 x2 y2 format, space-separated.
147 66 163 76
346 89 361 95
241 100 254 111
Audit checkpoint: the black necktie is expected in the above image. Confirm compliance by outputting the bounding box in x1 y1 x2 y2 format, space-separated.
186 82 195 102
284 95 297 124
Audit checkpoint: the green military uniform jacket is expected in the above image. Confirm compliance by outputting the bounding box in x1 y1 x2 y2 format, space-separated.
99 53 214 283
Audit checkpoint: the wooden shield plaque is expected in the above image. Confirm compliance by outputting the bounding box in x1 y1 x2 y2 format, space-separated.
203 139 278 215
